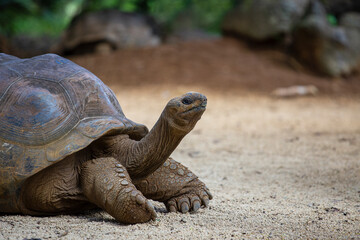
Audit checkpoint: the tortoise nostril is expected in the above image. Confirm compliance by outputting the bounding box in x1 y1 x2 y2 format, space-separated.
202 99 207 107
181 97 193 105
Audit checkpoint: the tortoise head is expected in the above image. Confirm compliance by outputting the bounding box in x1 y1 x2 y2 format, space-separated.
163 92 207 133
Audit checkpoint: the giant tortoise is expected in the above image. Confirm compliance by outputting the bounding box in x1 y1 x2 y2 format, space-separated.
0 53 212 224
54 9 161 55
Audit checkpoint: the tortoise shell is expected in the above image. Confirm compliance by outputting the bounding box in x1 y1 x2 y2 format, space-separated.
0 53 148 206
55 9 161 55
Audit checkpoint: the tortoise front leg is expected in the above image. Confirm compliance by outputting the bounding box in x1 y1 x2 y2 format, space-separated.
133 158 213 213
80 157 156 224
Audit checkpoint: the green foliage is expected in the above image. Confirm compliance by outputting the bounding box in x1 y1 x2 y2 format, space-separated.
148 0 185 24
82 0 140 12
0 0 237 37
147 0 234 33
0 0 82 36
191 0 234 32
327 14 337 26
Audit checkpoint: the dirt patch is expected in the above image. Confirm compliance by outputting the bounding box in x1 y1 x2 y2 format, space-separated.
70 38 360 96
1 39 359 239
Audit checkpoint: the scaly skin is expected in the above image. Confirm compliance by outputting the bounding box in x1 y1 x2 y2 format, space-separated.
81 157 156 224
92 92 207 179
134 157 213 213
19 155 157 224
19 151 92 215
16 93 211 224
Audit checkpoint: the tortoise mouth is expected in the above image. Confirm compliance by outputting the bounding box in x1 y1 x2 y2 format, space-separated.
182 102 206 115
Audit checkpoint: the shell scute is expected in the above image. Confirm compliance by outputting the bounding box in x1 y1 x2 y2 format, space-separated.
0 78 78 146
0 142 23 168
45 128 92 162
0 53 148 203
7 53 84 82
61 70 124 119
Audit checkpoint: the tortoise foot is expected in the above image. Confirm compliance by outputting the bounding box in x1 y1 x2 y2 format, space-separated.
134 157 213 214
117 185 157 224
81 157 156 224
165 178 213 214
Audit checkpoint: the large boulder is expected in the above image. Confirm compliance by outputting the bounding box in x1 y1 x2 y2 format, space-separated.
54 9 161 55
321 0 360 17
339 12 360 31
292 2 360 76
222 0 310 41
0 34 57 58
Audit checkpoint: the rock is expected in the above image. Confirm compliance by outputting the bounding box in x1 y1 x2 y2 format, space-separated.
0 34 57 58
292 1 360 77
166 29 220 44
222 0 310 41
339 12 360 31
272 85 319 98
321 0 360 17
0 35 11 55
54 9 161 55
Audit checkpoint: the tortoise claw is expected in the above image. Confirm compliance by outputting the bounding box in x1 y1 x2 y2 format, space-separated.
167 199 177 213
205 189 213 200
180 202 190 213
165 182 212 214
193 200 201 212
169 205 177 213
203 197 210 207
145 200 157 220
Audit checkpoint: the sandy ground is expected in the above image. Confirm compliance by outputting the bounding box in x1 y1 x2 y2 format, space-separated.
1 39 360 239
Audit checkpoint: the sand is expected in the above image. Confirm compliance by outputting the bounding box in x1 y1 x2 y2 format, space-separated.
1 39 359 239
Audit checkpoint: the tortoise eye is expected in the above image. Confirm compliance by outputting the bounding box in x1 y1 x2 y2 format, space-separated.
181 97 193 105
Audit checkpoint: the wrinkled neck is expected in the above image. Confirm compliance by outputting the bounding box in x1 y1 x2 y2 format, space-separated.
95 113 187 179
129 114 185 178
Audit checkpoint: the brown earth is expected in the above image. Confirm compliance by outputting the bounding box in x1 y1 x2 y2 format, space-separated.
70 37 360 96
1 38 359 239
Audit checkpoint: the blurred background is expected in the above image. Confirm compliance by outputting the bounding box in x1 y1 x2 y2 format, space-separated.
0 0 360 83
1 0 360 89
0 0 233 55
1 0 360 95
